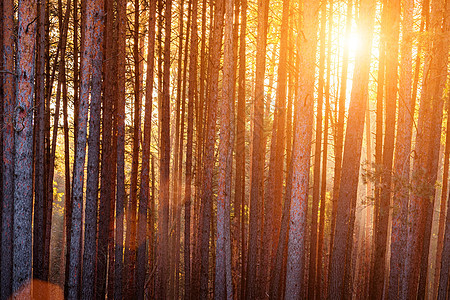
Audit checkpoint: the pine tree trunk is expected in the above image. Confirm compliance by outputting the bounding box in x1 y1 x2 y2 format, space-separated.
405 0 448 296
114 0 127 297
327 0 375 297
33 0 47 288
246 0 269 296
284 1 319 298
434 98 450 298
329 0 352 258
215 0 234 297
81 0 103 297
437 188 450 299
372 0 400 298
67 0 103 297
308 2 326 297
156 0 172 296
387 0 413 297
196 0 224 297
184 0 198 297
124 0 142 295
13 0 37 295
316 2 332 296
135 0 157 298
1 0 15 296
260 0 289 295
235 0 247 297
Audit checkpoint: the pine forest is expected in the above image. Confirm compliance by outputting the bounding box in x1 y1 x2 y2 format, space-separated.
0 0 449 298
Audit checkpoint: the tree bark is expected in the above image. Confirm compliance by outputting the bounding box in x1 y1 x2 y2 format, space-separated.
135 0 157 298
327 0 375 297
387 0 413 297
81 0 103 297
13 0 37 295
329 0 352 259
67 0 102 297
156 0 172 296
371 0 400 298
1 0 15 296
246 0 269 296
215 0 234 297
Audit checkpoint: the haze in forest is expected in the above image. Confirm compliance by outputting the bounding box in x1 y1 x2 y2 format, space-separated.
0 0 449 299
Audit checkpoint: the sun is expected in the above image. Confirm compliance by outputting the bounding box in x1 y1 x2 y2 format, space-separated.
348 31 362 53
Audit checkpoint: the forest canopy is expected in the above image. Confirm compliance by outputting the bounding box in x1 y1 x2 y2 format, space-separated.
0 0 449 298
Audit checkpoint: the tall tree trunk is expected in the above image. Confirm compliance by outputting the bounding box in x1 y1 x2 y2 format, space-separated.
64 0 79 295
327 0 375 297
308 2 326 297
405 0 448 296
97 0 117 298
438 182 450 299
156 0 172 296
81 0 103 297
184 0 198 297
136 0 157 298
197 0 224 297
13 0 37 296
316 1 332 296
246 0 269 296
434 97 450 298
329 0 352 258
124 0 143 295
235 0 247 297
114 0 127 297
215 0 234 297
260 0 289 295
1 0 15 296
371 0 400 298
0 3 3 295
284 1 319 298
387 0 413 297
33 0 47 288
67 0 102 296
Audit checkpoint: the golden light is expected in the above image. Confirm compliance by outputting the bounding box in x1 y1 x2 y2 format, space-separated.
348 31 362 53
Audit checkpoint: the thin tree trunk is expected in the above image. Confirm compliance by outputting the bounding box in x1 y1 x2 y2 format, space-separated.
372 0 400 298
405 0 448 296
260 0 289 296
329 0 352 259
246 0 269 296
81 0 103 297
308 2 326 297
114 0 127 297
235 0 247 297
197 0 224 297
387 0 413 297
184 0 198 297
327 0 375 297
33 0 47 288
316 1 332 296
434 97 450 298
284 1 319 298
67 0 102 296
64 0 78 295
136 0 157 298
437 184 450 299
156 0 172 296
124 0 142 295
215 0 234 297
